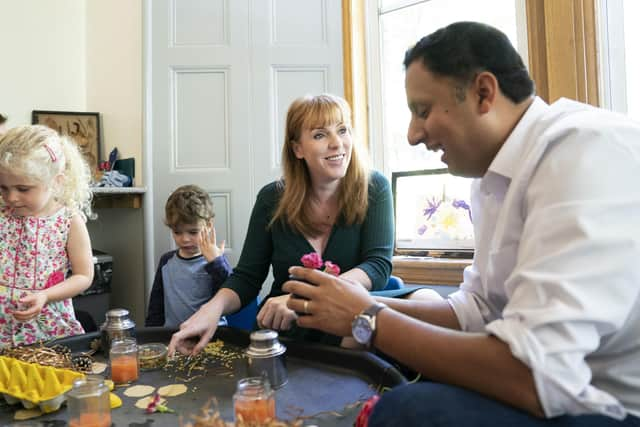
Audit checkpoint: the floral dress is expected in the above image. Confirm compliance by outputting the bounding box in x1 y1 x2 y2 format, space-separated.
0 206 84 348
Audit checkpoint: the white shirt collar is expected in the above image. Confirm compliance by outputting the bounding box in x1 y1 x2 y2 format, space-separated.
480 96 549 195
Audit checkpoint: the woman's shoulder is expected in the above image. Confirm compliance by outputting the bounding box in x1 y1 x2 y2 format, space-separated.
256 180 284 204
368 170 390 191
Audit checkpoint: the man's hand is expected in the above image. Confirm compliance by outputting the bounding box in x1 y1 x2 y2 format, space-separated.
12 292 48 322
257 294 297 331
200 226 225 262
284 266 375 337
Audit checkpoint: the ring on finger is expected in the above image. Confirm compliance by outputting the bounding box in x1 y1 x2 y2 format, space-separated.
303 300 309 314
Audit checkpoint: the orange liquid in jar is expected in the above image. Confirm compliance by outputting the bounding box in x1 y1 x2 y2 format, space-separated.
234 397 276 423
111 354 138 384
68 411 112 427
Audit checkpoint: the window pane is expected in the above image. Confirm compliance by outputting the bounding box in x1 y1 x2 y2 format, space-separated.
380 0 521 172
378 0 522 251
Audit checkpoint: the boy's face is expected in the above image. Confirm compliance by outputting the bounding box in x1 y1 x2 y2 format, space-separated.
171 220 208 258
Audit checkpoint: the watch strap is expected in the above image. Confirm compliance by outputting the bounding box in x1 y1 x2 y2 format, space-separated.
362 302 387 348
363 302 387 318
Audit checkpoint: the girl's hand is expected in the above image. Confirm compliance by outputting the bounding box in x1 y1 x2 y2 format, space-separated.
13 292 48 322
257 294 298 331
200 226 225 262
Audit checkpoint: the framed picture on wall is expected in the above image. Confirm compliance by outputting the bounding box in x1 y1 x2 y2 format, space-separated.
32 110 101 172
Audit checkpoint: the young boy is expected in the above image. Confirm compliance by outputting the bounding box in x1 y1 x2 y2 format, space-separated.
145 185 231 328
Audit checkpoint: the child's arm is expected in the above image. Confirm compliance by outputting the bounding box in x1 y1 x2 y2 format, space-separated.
200 226 225 262
13 215 93 322
146 254 172 327
204 253 232 287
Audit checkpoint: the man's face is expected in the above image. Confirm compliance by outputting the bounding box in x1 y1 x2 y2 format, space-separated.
404 61 495 177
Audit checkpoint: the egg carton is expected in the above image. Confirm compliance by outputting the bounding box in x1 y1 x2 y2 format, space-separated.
0 356 85 413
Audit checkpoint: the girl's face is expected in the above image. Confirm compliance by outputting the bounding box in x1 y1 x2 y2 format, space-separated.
292 120 353 186
171 220 208 258
0 170 57 217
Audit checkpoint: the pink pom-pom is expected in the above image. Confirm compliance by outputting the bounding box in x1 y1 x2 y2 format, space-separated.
301 252 323 269
323 261 341 276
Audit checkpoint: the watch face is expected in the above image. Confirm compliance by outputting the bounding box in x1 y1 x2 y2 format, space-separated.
352 316 373 345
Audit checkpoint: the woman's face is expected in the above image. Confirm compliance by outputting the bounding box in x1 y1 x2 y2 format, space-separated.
292 120 353 185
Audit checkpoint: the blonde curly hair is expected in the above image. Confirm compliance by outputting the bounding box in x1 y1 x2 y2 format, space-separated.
0 125 94 220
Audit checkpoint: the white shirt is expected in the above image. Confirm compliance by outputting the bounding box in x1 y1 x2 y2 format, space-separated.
448 97 640 419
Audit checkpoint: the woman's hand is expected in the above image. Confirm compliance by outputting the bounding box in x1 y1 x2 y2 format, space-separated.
200 226 225 262
168 303 222 356
256 294 298 331
284 267 375 337
12 292 48 322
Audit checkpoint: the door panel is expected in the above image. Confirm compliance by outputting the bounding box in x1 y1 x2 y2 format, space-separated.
148 0 343 299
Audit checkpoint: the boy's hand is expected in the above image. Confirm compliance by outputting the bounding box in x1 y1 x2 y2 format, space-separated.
12 292 48 322
200 226 225 262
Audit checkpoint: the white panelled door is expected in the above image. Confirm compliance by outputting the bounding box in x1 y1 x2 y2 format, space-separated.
148 0 343 299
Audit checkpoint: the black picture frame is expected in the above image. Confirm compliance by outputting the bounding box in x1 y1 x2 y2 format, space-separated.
32 110 101 173
391 168 474 258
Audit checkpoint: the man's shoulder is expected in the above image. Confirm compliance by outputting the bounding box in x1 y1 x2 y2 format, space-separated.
543 98 632 132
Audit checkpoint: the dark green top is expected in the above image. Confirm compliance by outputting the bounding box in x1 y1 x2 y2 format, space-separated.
221 170 394 307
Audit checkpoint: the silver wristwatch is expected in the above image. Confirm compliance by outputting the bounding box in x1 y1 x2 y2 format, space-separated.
351 302 387 348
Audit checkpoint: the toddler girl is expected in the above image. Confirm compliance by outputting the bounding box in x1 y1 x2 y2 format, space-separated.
0 125 94 348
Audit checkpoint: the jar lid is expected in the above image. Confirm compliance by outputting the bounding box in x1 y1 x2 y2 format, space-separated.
67 377 108 398
245 329 286 358
101 308 135 330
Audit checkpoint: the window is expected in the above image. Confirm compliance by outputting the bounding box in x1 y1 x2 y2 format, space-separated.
367 0 527 252
598 0 640 121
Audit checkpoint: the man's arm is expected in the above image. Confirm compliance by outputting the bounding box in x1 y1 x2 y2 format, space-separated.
374 295 461 330
373 307 543 416
284 267 544 417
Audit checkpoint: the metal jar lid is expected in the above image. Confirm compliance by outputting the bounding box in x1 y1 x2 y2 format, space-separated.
101 308 135 331
246 329 286 358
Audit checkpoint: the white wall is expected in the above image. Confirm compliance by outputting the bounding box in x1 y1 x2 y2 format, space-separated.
0 0 146 325
86 1 143 183
0 0 86 123
0 0 143 183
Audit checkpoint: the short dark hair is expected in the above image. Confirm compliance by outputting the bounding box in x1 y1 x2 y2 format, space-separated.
0 114 7 125
164 184 214 227
404 21 534 103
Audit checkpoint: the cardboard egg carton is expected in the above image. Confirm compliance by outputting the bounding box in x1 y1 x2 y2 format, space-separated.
0 355 85 413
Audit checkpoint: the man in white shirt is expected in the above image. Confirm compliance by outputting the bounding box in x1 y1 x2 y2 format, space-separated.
284 21 640 426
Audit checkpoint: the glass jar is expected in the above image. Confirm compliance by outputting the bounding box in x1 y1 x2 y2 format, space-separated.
233 376 276 424
110 338 139 385
100 308 136 356
67 377 112 427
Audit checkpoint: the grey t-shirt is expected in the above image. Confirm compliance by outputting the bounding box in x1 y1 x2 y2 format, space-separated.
145 250 231 328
